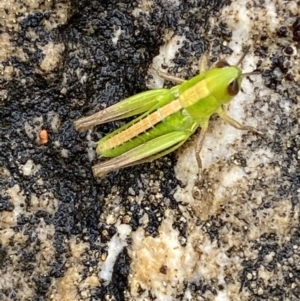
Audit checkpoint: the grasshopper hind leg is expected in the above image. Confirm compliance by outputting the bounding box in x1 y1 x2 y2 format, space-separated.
92 131 191 178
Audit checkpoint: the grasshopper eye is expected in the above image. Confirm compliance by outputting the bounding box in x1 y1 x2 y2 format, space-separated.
227 79 240 96
216 60 230 68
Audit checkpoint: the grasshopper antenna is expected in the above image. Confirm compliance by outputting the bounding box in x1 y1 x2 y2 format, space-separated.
237 46 260 77
242 71 260 77
236 45 251 66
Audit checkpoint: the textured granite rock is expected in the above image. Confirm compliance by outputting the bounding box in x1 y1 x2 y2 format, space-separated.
0 0 299 300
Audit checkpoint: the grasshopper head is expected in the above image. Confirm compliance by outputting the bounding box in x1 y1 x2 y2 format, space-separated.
204 61 243 104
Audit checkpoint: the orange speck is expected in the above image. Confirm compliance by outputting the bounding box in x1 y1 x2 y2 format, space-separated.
39 129 48 144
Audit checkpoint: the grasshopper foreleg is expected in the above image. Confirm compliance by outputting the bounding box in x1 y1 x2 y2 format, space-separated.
218 108 263 137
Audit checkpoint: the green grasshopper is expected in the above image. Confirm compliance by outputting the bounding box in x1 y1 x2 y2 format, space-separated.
74 47 260 177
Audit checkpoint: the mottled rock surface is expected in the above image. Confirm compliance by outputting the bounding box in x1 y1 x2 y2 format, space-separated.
0 1 299 300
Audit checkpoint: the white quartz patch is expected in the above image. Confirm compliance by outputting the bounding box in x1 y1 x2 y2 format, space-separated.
99 224 132 281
